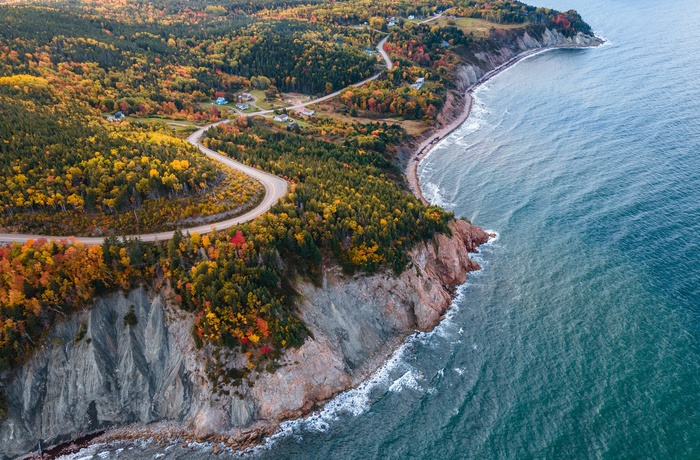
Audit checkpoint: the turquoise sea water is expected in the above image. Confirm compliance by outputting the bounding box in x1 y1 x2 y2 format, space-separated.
74 0 700 458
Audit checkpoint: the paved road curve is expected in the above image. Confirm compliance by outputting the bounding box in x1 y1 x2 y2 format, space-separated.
417 8 453 24
0 36 394 244
0 121 288 244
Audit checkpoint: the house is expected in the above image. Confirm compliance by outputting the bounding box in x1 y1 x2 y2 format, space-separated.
107 111 125 122
238 93 253 101
287 122 298 130
235 103 249 110
408 15 415 20
440 40 450 48
411 77 425 90
215 97 228 105
299 109 315 117
388 21 396 27
273 114 289 122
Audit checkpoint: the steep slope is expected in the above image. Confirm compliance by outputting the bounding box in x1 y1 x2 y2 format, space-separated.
0 220 488 458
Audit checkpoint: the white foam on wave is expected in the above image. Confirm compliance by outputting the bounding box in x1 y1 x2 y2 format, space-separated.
482 230 500 246
594 30 612 47
249 338 422 455
418 96 487 169
421 181 453 208
388 370 424 393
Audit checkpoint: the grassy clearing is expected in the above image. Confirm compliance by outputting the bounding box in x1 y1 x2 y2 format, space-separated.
436 17 526 37
249 89 283 110
128 116 200 131
312 100 432 136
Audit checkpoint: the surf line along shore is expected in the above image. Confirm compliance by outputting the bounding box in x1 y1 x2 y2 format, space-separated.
406 41 604 204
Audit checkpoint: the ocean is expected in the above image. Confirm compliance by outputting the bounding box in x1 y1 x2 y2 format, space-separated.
69 0 700 458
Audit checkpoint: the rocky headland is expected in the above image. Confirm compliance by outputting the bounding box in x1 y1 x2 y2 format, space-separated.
0 220 489 459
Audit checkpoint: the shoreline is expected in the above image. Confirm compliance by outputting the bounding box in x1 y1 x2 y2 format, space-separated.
407 42 604 203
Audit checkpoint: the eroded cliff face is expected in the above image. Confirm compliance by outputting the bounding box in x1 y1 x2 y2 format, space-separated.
454 28 602 91
0 220 489 459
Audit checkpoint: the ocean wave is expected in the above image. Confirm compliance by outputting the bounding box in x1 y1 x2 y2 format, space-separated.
421 181 453 208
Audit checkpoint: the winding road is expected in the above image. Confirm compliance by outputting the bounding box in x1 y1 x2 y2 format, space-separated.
0 122 288 245
0 36 394 244
416 8 453 24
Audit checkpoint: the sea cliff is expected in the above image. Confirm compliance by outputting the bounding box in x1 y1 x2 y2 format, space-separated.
0 220 488 459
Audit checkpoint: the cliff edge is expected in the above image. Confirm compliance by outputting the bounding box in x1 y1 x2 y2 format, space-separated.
0 220 489 459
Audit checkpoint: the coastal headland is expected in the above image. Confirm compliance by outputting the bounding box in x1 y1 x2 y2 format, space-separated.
0 4 601 458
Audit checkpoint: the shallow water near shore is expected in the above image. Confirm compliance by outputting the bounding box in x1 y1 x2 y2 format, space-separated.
71 0 700 458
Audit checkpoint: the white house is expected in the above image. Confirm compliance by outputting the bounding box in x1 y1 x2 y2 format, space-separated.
107 111 125 122
273 114 289 122
215 97 228 105
300 109 315 117
238 93 253 101
411 77 425 90
235 103 249 110
388 21 396 27
408 15 415 20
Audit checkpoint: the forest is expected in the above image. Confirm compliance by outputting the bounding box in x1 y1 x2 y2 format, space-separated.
0 78 263 235
0 0 594 409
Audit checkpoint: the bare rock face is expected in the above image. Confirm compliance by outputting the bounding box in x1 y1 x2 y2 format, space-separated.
0 289 200 459
456 28 603 88
251 335 351 421
291 219 490 382
0 223 488 459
